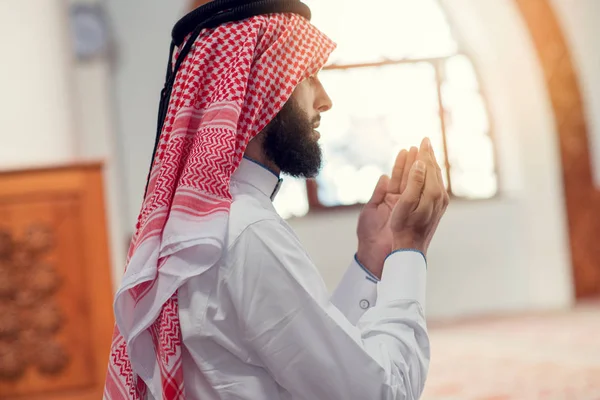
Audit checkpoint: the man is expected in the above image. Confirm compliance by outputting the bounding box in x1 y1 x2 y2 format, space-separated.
105 3 448 400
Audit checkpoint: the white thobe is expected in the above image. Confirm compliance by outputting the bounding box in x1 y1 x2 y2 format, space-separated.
175 158 429 400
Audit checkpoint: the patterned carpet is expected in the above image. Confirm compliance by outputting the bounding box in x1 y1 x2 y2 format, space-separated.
422 304 600 400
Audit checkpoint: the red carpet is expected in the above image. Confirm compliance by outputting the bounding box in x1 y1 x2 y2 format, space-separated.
422 304 600 400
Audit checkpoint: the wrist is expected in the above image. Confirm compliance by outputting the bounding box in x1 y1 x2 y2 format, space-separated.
355 248 384 280
392 235 426 256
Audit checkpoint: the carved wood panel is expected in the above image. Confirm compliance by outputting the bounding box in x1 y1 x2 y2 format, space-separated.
0 162 114 400
0 197 95 397
515 0 600 299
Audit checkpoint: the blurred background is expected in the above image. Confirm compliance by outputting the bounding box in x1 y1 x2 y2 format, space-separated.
0 0 599 398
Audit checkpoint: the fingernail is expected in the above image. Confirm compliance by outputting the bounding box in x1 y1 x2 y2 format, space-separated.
414 160 426 172
425 137 431 149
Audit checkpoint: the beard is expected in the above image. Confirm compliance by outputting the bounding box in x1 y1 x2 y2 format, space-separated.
262 97 322 178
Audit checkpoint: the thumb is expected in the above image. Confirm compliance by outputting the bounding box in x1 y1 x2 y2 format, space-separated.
368 175 390 205
402 160 426 205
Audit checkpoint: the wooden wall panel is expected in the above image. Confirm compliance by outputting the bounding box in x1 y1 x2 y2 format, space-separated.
0 163 114 400
515 0 600 299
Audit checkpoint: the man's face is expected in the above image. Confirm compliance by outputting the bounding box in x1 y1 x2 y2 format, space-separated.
263 76 332 178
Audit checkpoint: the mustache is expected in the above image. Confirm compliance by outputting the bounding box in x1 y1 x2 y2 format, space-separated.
312 115 321 128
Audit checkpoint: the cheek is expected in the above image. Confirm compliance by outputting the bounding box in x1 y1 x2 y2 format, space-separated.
298 100 316 122
294 99 315 121
292 81 314 113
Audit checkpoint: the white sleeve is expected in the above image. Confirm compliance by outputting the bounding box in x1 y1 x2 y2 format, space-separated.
226 222 429 400
330 256 379 325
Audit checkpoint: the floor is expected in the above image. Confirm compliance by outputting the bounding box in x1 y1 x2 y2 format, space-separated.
422 303 600 400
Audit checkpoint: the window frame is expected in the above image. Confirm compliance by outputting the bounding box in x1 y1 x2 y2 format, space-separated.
300 52 500 212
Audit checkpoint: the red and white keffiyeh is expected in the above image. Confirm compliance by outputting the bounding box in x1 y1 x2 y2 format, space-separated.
104 13 335 400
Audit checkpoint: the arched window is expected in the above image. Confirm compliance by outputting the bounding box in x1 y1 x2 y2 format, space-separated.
273 0 498 219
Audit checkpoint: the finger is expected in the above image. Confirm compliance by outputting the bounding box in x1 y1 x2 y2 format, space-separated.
422 138 443 206
428 143 450 208
427 140 442 183
410 137 433 194
417 137 430 167
369 175 390 205
400 159 426 210
388 149 407 194
400 146 418 193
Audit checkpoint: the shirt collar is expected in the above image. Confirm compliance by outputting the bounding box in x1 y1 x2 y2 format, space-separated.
232 157 283 201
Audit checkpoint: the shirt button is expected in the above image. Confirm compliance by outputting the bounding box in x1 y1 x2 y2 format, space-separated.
359 299 370 310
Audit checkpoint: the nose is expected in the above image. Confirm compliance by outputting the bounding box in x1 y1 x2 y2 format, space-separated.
313 78 333 113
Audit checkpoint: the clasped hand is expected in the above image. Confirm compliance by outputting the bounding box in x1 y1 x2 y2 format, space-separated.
356 137 449 279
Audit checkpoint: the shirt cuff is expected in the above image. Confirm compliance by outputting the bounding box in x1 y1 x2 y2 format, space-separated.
354 254 380 283
377 250 427 310
330 257 379 325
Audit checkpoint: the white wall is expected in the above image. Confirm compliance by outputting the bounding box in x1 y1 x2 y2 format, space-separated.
72 52 128 289
64 0 127 287
0 0 77 167
105 0 593 319
550 0 600 187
